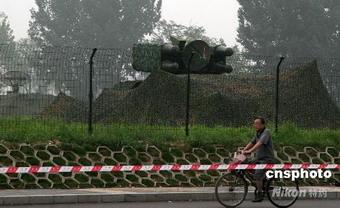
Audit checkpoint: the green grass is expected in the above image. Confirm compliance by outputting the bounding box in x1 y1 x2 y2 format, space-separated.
0 117 339 151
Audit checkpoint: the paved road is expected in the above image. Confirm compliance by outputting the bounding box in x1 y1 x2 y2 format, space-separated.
2 200 339 208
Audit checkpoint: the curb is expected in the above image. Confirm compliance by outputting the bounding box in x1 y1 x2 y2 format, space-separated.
0 191 339 206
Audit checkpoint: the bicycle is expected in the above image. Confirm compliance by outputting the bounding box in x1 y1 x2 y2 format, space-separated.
215 155 299 208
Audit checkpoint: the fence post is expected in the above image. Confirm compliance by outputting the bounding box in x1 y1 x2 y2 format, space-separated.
185 52 194 136
88 48 97 135
274 56 285 133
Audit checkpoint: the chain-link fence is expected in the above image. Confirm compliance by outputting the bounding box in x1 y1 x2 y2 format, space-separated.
0 44 339 135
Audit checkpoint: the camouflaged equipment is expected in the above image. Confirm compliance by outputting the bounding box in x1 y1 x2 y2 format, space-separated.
132 44 161 72
132 40 233 74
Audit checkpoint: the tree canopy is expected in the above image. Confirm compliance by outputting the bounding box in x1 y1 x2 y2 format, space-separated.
29 0 162 48
237 0 340 57
147 19 225 45
0 12 14 44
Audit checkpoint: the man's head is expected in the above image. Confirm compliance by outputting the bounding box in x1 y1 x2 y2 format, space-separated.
253 116 265 131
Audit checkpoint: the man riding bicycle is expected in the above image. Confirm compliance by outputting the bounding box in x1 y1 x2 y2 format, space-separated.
241 117 275 202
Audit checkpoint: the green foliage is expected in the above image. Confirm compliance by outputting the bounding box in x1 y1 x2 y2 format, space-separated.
275 123 340 150
0 118 339 150
29 0 162 48
0 12 18 76
146 19 225 45
0 12 14 44
237 0 340 57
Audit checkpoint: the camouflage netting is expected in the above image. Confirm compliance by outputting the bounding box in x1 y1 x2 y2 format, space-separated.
0 94 55 117
93 81 142 122
92 69 262 125
279 60 340 128
95 70 188 125
0 142 339 189
40 92 87 122
88 60 340 128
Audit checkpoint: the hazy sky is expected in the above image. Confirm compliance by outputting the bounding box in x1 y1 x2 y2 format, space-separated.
0 0 240 46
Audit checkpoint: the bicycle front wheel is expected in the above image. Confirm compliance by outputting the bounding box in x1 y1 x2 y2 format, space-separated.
215 171 248 208
266 177 299 208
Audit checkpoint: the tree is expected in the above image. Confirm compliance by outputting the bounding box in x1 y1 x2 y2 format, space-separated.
237 0 340 58
0 12 15 89
28 0 162 100
0 12 14 44
147 19 225 45
29 0 162 48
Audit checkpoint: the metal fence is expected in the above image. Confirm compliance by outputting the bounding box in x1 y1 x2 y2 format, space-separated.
0 44 339 135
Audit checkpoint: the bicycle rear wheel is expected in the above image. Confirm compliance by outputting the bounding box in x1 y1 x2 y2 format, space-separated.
215 171 248 208
266 177 299 208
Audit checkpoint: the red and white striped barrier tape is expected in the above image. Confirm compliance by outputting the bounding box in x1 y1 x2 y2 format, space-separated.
0 164 339 174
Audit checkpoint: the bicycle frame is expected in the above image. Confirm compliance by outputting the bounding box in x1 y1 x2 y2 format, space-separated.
232 169 269 192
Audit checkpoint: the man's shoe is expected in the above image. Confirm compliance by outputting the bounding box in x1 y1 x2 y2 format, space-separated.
252 191 264 202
